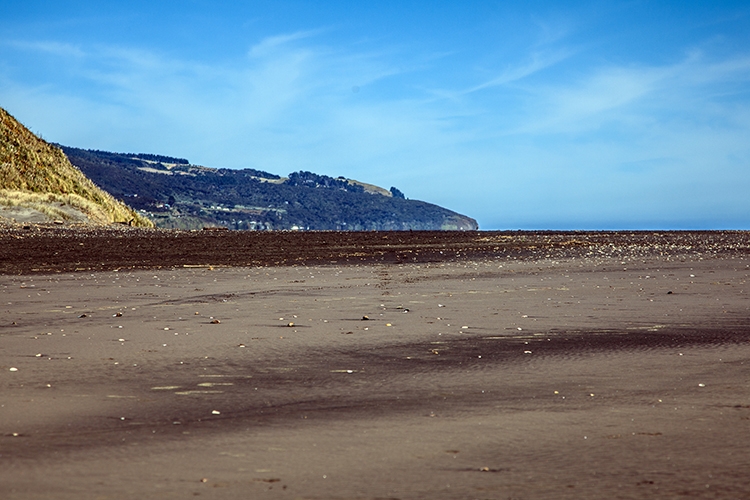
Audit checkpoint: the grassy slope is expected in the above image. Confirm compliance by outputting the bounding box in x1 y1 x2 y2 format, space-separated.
0 106 152 227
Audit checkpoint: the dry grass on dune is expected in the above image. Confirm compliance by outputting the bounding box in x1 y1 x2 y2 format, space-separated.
0 106 152 226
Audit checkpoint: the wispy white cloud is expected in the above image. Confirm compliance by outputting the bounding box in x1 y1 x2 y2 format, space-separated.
248 29 325 57
5 39 86 58
506 50 750 136
465 49 574 94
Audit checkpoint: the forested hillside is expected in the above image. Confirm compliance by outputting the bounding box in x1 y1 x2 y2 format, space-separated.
61 146 478 231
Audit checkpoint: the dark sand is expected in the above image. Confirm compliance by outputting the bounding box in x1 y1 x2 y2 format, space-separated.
1 229 749 499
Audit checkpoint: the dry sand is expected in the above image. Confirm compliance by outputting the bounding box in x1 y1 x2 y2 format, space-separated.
1 234 749 499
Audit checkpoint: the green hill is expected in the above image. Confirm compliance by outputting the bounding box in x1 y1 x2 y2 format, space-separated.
0 107 153 227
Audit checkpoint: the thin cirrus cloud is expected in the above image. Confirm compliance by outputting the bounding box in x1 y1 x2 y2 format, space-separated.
463 48 576 95
7 40 86 59
509 51 750 137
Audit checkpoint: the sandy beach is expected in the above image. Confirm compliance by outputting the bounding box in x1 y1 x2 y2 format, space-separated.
1 229 749 499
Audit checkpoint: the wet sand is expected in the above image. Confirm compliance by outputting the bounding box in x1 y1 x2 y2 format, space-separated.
1 230 750 499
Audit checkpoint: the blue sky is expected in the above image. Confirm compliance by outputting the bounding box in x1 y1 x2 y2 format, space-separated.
1 1 749 229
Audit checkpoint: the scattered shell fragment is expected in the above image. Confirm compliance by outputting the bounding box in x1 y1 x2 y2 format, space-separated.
361 315 369 321
287 322 295 327
211 410 221 415
114 312 123 317
9 367 18 372
210 319 221 324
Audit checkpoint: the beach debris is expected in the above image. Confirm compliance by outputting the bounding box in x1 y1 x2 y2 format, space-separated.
287 322 295 327
361 315 370 320
211 410 221 415
438 304 445 307
78 314 88 318
210 319 221 324
698 383 706 387
200 478 208 483
238 343 246 348
385 323 392 327
9 367 18 372
114 312 123 317
524 350 532 354
118 338 126 342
